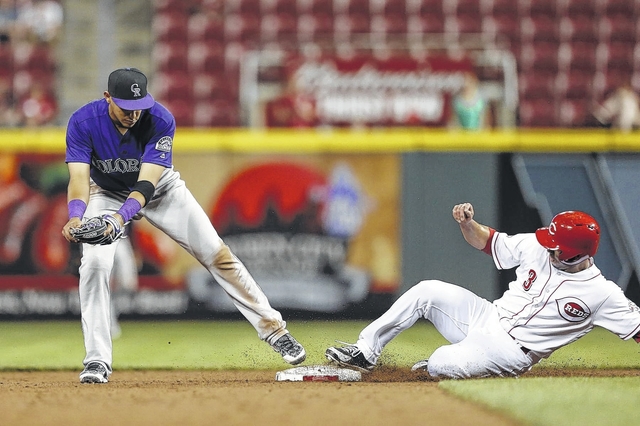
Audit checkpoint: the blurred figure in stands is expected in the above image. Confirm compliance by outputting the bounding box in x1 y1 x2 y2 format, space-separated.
451 71 488 130
592 82 640 133
20 83 57 126
265 76 317 128
0 0 18 43
15 0 63 44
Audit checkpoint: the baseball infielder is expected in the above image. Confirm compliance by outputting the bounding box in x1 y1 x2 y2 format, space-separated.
327 203 640 378
61 68 306 384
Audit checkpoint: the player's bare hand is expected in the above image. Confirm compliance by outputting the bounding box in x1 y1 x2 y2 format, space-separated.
452 203 474 224
62 217 83 242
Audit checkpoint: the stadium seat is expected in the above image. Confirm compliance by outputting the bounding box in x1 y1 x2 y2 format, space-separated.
297 13 334 42
334 13 371 39
597 42 635 75
187 13 225 43
12 44 56 73
261 12 299 42
558 0 597 19
453 0 482 18
558 16 597 44
481 0 518 18
188 41 225 74
519 73 555 100
371 14 408 37
378 0 407 16
519 98 557 127
152 71 194 103
557 99 591 127
12 69 55 99
445 14 483 37
520 16 559 44
224 13 261 43
152 12 189 44
519 42 559 74
0 45 13 76
226 0 262 14
152 41 189 73
341 0 371 16
413 0 445 18
192 72 236 102
297 0 334 15
558 42 597 74
162 99 194 127
519 0 557 19
555 69 594 100
193 99 240 127
598 0 637 17
407 14 446 35
482 15 520 46
261 0 299 15
597 15 637 44
593 69 634 99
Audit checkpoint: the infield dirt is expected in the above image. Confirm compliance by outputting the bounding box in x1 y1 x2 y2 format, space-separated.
1 368 522 426
5 368 639 426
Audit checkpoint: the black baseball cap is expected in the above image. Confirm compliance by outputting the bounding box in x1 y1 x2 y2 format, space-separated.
107 67 155 110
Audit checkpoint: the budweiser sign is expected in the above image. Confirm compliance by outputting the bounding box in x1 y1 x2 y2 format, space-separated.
266 54 474 127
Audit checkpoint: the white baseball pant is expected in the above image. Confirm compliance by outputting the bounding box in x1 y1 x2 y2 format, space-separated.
355 280 537 378
79 170 289 370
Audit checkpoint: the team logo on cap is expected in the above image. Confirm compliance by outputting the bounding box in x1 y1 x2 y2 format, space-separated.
556 297 591 322
131 83 142 97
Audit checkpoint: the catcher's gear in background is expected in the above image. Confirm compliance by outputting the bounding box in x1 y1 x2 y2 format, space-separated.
70 215 125 245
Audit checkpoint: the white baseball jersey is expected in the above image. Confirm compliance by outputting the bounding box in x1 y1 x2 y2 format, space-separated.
491 232 640 358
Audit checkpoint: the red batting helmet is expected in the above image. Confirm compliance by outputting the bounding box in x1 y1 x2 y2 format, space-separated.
535 211 600 261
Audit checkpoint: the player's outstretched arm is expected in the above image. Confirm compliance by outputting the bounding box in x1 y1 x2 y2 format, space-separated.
452 203 492 250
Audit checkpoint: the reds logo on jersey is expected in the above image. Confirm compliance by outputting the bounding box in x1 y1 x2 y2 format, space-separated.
523 269 536 291
556 297 591 322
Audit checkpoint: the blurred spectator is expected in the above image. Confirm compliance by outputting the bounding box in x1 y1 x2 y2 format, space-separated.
592 83 640 132
450 71 488 130
0 0 17 43
265 77 317 128
19 82 57 126
15 0 63 44
0 75 20 126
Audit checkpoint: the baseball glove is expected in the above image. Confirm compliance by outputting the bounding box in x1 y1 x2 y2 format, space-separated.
70 215 124 245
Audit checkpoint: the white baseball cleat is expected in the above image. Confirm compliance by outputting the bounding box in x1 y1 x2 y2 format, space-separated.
79 361 110 383
271 333 306 365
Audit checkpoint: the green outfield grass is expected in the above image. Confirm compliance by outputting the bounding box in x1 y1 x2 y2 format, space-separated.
1 320 638 426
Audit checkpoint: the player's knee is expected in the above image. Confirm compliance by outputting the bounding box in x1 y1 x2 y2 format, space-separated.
426 347 471 379
403 280 445 304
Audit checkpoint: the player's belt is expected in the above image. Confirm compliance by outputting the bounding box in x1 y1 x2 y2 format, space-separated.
509 334 531 355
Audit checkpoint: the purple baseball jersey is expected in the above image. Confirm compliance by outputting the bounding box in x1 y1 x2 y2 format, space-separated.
65 98 175 191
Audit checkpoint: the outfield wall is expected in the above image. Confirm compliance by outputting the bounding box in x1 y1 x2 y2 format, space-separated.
0 128 638 318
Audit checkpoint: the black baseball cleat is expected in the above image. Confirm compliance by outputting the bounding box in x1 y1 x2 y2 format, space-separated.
325 344 375 372
271 333 306 365
411 359 429 372
79 361 109 383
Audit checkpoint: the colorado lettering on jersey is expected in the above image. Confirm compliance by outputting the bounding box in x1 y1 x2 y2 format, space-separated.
92 158 141 174
556 297 591 322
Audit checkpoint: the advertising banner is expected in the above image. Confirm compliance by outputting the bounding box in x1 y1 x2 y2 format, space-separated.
0 152 400 317
265 53 474 127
